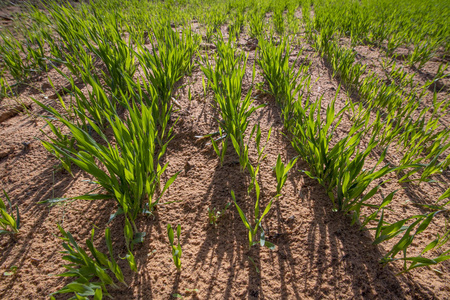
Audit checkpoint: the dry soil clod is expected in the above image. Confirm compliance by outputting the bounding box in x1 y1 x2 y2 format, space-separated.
0 103 32 123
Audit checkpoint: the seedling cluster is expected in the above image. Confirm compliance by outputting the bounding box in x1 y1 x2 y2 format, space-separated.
1 0 449 298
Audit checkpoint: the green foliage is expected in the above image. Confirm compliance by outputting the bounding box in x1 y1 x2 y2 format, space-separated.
300 0 450 272
3 266 18 277
35 82 179 270
50 225 126 300
312 0 450 66
360 190 450 273
138 24 200 137
229 7 245 40
36 92 177 223
0 0 448 282
200 36 264 169
257 35 311 129
0 76 12 101
247 9 265 38
272 5 285 34
167 224 182 270
208 202 231 226
274 155 298 195
0 190 20 235
232 190 275 250
0 31 29 81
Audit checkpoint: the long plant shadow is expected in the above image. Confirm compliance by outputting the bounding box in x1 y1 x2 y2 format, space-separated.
273 52 440 298
304 178 442 299
372 146 450 215
0 159 116 299
410 65 449 93
190 145 255 299
249 80 306 299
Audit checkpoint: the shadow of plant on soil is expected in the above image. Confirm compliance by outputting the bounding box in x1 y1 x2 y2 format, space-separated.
303 177 442 299
189 146 261 299
0 161 115 299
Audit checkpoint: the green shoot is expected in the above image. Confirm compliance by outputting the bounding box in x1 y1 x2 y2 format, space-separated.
231 190 275 250
167 224 182 271
50 225 126 299
208 202 231 226
0 190 20 235
274 155 298 195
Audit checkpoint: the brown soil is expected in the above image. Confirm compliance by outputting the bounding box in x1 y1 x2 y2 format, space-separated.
1 10 450 300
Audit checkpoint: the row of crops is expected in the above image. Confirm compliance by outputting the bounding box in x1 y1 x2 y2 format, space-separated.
0 0 449 298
